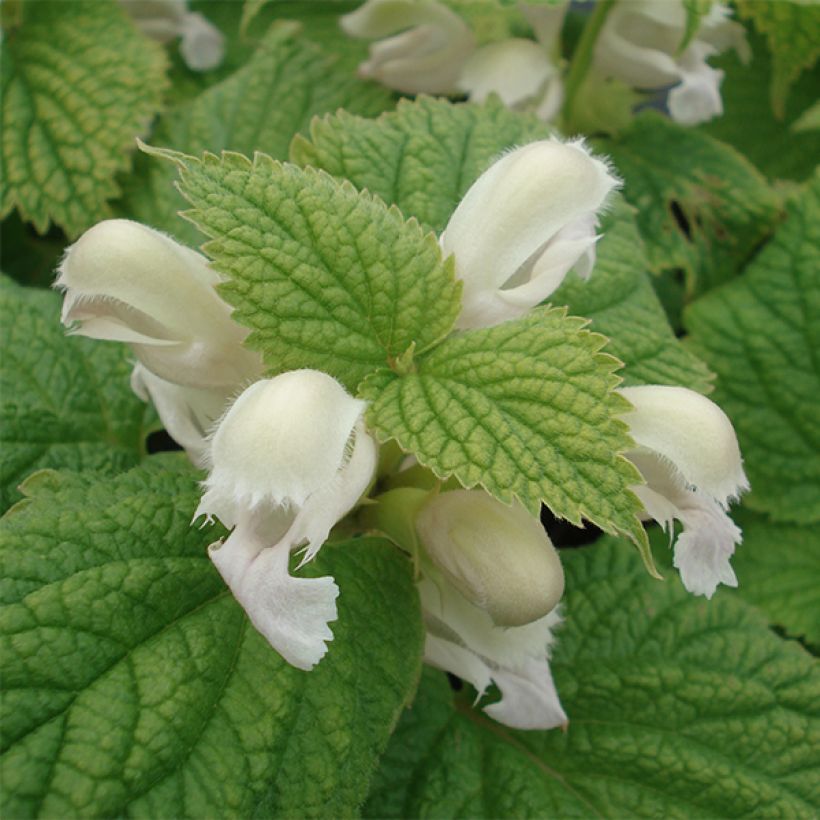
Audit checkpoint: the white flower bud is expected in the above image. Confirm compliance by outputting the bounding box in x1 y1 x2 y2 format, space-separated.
415 489 564 627
56 219 261 391
593 0 748 125
196 370 379 670
340 0 475 94
441 139 619 329
120 0 224 71
619 385 749 598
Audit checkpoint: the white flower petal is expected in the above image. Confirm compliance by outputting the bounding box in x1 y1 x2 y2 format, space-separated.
341 0 474 94
520 1 568 50
203 371 370 512
458 39 554 107
441 139 618 329
131 363 229 467
56 219 261 389
667 45 724 125
619 385 748 506
672 489 741 598
209 514 339 670
179 11 224 71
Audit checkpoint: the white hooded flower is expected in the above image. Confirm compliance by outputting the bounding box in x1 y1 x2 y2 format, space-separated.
593 0 749 125
56 219 263 463
120 0 225 71
57 219 261 390
457 3 567 122
195 370 379 670
340 0 475 94
619 385 749 598
416 489 564 627
440 139 619 329
414 489 566 729
420 567 566 730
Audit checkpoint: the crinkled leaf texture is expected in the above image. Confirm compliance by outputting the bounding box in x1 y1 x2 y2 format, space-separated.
291 96 553 234
122 22 392 245
0 276 151 514
144 146 462 394
729 508 820 646
552 197 713 393
598 113 781 296
686 172 820 524
0 0 167 237
0 456 423 818
364 537 820 818
735 0 820 117
360 308 651 560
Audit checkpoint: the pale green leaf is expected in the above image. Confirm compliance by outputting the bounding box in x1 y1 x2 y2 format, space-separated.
0 457 424 817
730 508 820 645
699 30 820 181
0 0 167 238
122 22 392 245
598 113 782 296
552 197 713 393
144 147 462 393
365 537 820 818
360 307 651 559
686 173 820 524
736 0 820 117
291 95 552 234
0 277 152 514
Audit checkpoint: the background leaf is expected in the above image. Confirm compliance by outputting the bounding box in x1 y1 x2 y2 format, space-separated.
597 113 781 297
735 0 820 117
361 308 650 557
552 198 713 393
0 0 167 237
0 276 152 514
686 172 820 524
364 537 820 818
151 149 461 393
0 457 424 818
291 95 552 233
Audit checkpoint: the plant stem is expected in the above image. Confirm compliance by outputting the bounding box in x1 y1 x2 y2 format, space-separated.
562 0 616 130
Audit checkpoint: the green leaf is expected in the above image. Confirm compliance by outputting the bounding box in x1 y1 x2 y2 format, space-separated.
121 21 392 245
0 457 424 817
0 277 152 514
364 537 820 818
144 147 462 393
685 173 820 524
736 0 820 117
552 197 713 393
360 308 651 560
0 0 167 238
598 113 782 296
291 96 552 234
699 29 820 182
729 508 820 646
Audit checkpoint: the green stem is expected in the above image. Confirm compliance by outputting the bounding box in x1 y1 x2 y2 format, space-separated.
562 0 616 130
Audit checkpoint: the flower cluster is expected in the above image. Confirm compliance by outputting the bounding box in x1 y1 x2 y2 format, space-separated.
341 0 748 126
56 138 747 729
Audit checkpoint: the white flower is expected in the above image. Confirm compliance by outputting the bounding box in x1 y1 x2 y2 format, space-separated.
195 370 379 670
120 0 225 71
340 0 475 94
458 3 567 122
440 139 619 329
420 567 566 730
413 489 566 729
619 385 749 598
57 219 260 390
593 0 749 125
56 219 262 461
415 489 564 627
